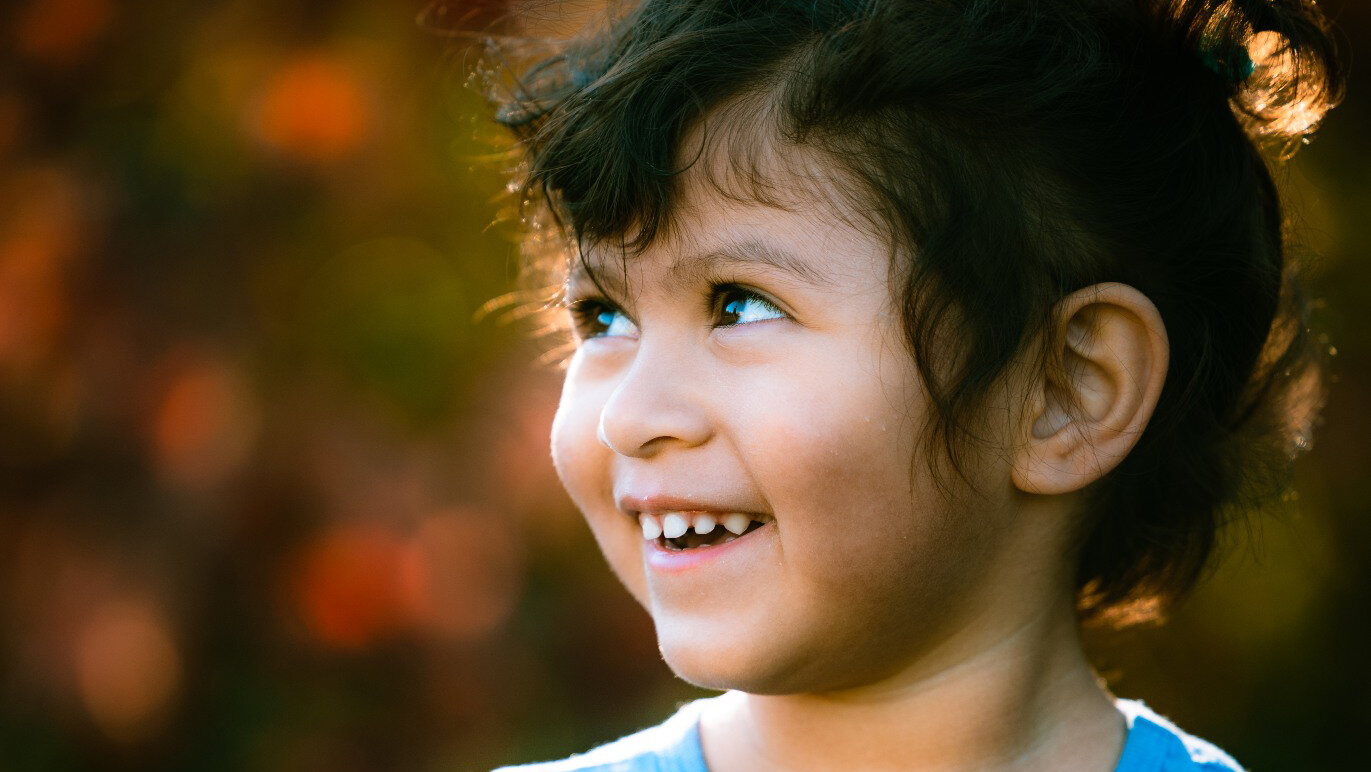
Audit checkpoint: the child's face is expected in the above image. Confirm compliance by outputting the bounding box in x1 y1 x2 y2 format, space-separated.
550 162 1030 695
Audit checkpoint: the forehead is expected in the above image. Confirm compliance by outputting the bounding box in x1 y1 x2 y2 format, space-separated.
570 112 897 297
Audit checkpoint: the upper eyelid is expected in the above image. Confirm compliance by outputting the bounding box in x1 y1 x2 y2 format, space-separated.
562 290 631 321
560 280 791 326
564 296 628 324
711 282 790 318
562 294 641 342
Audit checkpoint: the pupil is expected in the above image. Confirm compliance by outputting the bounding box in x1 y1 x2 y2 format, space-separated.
722 295 745 322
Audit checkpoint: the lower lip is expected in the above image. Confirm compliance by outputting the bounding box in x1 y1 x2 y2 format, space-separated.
643 522 772 573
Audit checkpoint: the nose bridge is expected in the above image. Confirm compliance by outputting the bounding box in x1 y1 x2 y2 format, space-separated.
597 337 712 457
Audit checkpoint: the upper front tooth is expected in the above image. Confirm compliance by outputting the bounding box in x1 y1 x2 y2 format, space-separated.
722 513 751 535
692 513 717 535
640 514 663 540
661 513 689 539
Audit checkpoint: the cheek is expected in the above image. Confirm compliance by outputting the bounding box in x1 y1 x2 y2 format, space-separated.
549 353 609 504
759 400 931 569
741 349 925 518
549 381 595 504
739 353 976 597
550 365 650 602
695 360 996 690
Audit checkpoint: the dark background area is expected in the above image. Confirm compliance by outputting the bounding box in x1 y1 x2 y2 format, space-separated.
0 1 1366 769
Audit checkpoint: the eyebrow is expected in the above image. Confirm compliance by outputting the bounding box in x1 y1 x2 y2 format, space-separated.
567 237 833 299
668 238 834 288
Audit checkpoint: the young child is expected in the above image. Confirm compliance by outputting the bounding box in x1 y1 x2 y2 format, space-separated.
485 0 1344 769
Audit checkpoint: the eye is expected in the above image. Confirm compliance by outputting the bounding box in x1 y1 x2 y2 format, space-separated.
715 286 786 326
567 298 638 339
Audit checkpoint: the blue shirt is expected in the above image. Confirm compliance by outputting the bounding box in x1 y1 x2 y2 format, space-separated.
493 694 1244 771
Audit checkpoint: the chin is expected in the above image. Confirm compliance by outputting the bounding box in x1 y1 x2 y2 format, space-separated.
657 614 925 697
657 622 756 689
654 623 816 695
659 645 770 693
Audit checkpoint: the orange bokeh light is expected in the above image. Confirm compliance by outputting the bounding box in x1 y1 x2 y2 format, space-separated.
253 55 371 163
290 510 526 650
398 509 523 642
150 352 258 492
14 0 113 68
0 166 83 370
75 597 182 744
292 523 407 649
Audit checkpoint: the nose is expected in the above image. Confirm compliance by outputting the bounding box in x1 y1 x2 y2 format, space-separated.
596 344 713 458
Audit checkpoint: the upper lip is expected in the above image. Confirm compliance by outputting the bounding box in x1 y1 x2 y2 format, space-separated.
616 493 759 517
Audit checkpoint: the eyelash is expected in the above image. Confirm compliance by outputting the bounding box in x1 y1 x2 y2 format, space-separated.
565 284 787 339
565 297 630 340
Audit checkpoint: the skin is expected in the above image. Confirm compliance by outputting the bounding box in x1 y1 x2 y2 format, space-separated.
549 140 1169 770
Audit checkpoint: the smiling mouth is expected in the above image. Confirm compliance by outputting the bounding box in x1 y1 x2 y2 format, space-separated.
638 512 772 551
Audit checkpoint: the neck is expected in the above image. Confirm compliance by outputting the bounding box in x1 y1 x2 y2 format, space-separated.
699 599 1126 772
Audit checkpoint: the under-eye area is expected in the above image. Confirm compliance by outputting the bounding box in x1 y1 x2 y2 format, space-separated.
639 512 774 551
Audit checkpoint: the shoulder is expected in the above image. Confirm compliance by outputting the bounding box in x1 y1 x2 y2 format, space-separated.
491 695 715 772
1114 698 1245 772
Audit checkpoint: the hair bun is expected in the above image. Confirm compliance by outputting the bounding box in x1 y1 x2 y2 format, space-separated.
1151 0 1346 154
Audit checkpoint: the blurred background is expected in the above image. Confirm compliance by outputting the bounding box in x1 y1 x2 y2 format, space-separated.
0 0 1366 770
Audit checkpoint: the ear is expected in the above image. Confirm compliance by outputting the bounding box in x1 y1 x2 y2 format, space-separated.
1012 283 1169 496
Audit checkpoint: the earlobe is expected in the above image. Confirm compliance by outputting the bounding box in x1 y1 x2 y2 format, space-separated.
1012 283 1170 496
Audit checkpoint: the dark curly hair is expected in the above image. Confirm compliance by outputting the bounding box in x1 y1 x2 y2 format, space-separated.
481 0 1344 626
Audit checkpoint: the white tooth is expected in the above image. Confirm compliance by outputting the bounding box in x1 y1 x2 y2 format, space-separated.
692 513 717 535
640 515 663 540
661 513 689 539
722 513 751 535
